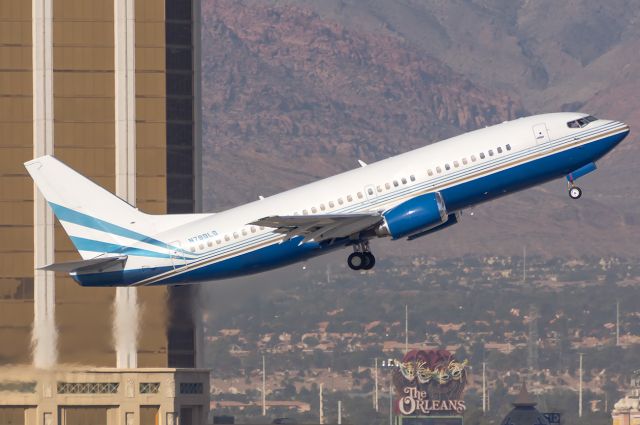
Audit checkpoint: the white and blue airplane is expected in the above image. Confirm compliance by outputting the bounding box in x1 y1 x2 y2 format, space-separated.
26 113 630 287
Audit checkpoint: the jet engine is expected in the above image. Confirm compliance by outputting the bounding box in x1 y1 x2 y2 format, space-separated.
377 192 448 239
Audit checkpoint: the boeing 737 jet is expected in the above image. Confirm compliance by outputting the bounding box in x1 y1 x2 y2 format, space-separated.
25 113 630 287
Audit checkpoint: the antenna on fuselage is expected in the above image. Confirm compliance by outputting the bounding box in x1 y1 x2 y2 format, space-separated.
358 160 367 167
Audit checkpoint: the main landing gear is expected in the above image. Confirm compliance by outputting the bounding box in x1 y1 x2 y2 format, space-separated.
348 241 376 271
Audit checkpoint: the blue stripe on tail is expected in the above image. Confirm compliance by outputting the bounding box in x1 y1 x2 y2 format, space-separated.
49 203 190 255
70 236 172 258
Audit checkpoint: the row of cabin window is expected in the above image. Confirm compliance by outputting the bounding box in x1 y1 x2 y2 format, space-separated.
426 144 512 176
299 175 418 215
190 225 267 252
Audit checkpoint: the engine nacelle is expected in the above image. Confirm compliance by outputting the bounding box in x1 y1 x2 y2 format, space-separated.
377 192 448 239
407 212 459 240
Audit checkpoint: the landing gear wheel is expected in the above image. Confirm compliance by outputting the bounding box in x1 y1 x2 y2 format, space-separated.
569 186 582 199
362 252 376 270
348 252 365 270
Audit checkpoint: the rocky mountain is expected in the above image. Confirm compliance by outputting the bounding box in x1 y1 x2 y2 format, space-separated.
200 0 639 258
201 1 520 203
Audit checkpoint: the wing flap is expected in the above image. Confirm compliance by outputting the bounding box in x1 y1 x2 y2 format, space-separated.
39 255 128 273
250 213 382 244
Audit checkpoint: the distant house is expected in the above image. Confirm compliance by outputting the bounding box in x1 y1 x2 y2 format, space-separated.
438 323 464 332
365 321 382 332
211 400 311 413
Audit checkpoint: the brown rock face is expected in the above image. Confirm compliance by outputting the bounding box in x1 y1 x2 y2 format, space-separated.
201 0 522 209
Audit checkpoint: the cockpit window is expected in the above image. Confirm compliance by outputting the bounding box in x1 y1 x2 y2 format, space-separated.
567 115 597 128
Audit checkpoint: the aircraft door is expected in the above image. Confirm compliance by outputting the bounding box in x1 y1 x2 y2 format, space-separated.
532 123 550 145
169 240 186 269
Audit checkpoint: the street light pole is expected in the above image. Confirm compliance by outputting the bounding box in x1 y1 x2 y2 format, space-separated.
405 304 408 354
482 362 487 414
579 353 584 418
262 355 266 416
375 358 379 411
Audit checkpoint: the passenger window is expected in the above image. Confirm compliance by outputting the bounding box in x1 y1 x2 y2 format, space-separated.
377 185 382 193
233 232 239 239
506 144 511 151
410 175 415 182
427 169 433 176
367 188 374 195
401 178 407 184
242 229 247 236
338 198 344 205
311 207 318 213
497 147 503 154
224 235 230 242
453 161 459 168
251 227 256 233
471 155 477 162
488 150 494 156
393 180 399 187
479 152 485 159
347 195 353 202
320 204 326 211
303 209 308 215
357 192 363 199
445 164 450 171
216 239 221 245
385 182 391 190
199 244 204 250
329 201 335 208
207 241 213 247
462 158 468 165
190 246 196 253
436 166 442 173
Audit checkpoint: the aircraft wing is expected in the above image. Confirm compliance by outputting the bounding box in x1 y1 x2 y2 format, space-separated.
250 213 382 244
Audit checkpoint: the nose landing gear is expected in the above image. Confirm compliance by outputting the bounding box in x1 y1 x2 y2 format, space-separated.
566 163 596 200
569 185 582 199
567 179 582 199
347 241 376 271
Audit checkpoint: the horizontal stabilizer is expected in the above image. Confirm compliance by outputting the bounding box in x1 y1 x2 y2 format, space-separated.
39 255 127 273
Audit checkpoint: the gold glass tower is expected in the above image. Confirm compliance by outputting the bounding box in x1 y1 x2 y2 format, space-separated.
0 0 202 369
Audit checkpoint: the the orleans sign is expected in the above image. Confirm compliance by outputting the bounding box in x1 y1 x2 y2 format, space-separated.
398 387 466 415
391 349 468 416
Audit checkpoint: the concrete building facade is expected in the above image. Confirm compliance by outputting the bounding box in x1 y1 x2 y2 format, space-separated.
0 0 207 423
0 366 210 425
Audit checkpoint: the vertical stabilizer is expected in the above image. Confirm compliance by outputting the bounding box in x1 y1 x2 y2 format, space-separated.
25 156 172 260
